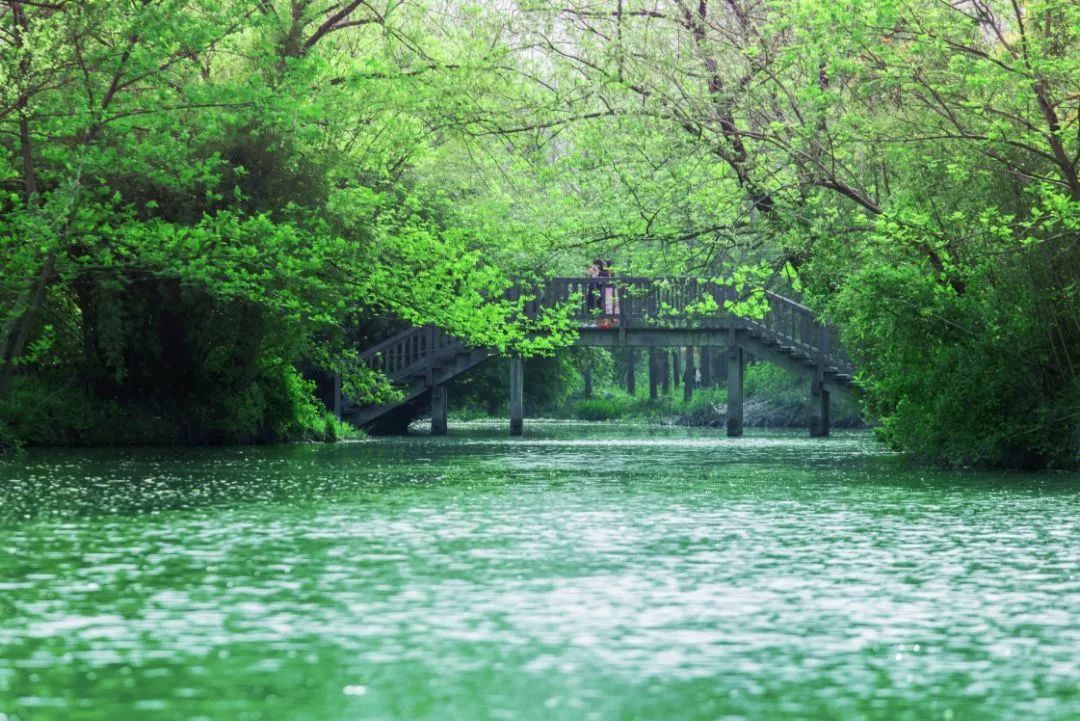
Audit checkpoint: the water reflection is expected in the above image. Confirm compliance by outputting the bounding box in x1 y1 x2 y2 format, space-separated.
1 423 1079 720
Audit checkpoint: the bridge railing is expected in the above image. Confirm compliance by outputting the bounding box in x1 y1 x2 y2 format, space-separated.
529 277 854 372
353 277 854 389
527 277 740 326
358 325 462 382
755 292 853 372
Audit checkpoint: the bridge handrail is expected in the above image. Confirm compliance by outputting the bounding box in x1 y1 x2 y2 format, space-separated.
355 325 465 381
358 327 424 361
762 290 813 315
536 276 853 372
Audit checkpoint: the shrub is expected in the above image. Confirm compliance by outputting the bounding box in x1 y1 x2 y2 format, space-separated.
572 396 637 421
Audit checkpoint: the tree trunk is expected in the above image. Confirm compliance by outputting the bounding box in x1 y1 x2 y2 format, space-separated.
73 275 101 393
661 350 671 395
648 348 659 400
0 15 47 398
0 254 54 396
683 346 696 403
699 347 713 387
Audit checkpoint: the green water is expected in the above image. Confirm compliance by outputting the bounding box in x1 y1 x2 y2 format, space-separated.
1 422 1079 721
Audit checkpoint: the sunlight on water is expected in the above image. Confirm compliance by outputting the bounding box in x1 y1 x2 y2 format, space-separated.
1 423 1079 720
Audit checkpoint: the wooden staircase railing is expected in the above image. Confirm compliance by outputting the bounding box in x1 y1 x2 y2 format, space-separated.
358 325 464 383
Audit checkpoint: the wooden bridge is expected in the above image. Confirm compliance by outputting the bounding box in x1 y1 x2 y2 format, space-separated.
337 277 856 437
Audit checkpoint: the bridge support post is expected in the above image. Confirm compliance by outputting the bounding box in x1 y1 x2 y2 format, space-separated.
431 383 448 436
810 380 830 438
626 349 637 396
811 320 831 438
509 356 524 436
672 349 681 388
583 366 593 398
726 346 744 437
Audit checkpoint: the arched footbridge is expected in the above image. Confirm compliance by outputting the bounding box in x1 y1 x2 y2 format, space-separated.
336 277 856 437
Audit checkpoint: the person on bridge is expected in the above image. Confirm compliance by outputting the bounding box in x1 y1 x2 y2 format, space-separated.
600 260 619 327
587 258 603 322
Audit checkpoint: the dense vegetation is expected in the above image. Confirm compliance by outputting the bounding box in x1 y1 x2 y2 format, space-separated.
2 1 1078 467
448 350 863 428
0 0 571 446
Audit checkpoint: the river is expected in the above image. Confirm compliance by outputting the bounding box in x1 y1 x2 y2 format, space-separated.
2 422 1079 720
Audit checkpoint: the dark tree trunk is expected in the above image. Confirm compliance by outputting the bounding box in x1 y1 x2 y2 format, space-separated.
683 346 696 403
699 347 713 387
73 275 102 394
661 350 671 395
648 348 659 400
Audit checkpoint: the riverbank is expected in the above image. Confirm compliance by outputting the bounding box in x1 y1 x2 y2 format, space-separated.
665 396 868 429
549 386 865 429
0 375 360 450
450 400 866 431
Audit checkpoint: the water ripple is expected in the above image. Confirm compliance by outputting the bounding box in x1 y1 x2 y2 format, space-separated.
1 424 1079 720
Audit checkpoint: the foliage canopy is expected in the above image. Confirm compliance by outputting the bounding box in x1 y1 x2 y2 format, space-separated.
2 0 1077 465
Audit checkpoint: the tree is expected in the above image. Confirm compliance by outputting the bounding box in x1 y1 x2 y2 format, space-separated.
0 0 570 444
419 0 1080 465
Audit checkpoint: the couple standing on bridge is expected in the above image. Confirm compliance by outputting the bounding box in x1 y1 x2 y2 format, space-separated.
587 259 620 327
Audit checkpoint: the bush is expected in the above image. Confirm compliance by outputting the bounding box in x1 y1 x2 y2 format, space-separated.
0 362 357 448
572 395 638 421
569 388 683 422
826 254 1079 467
0 375 97 447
